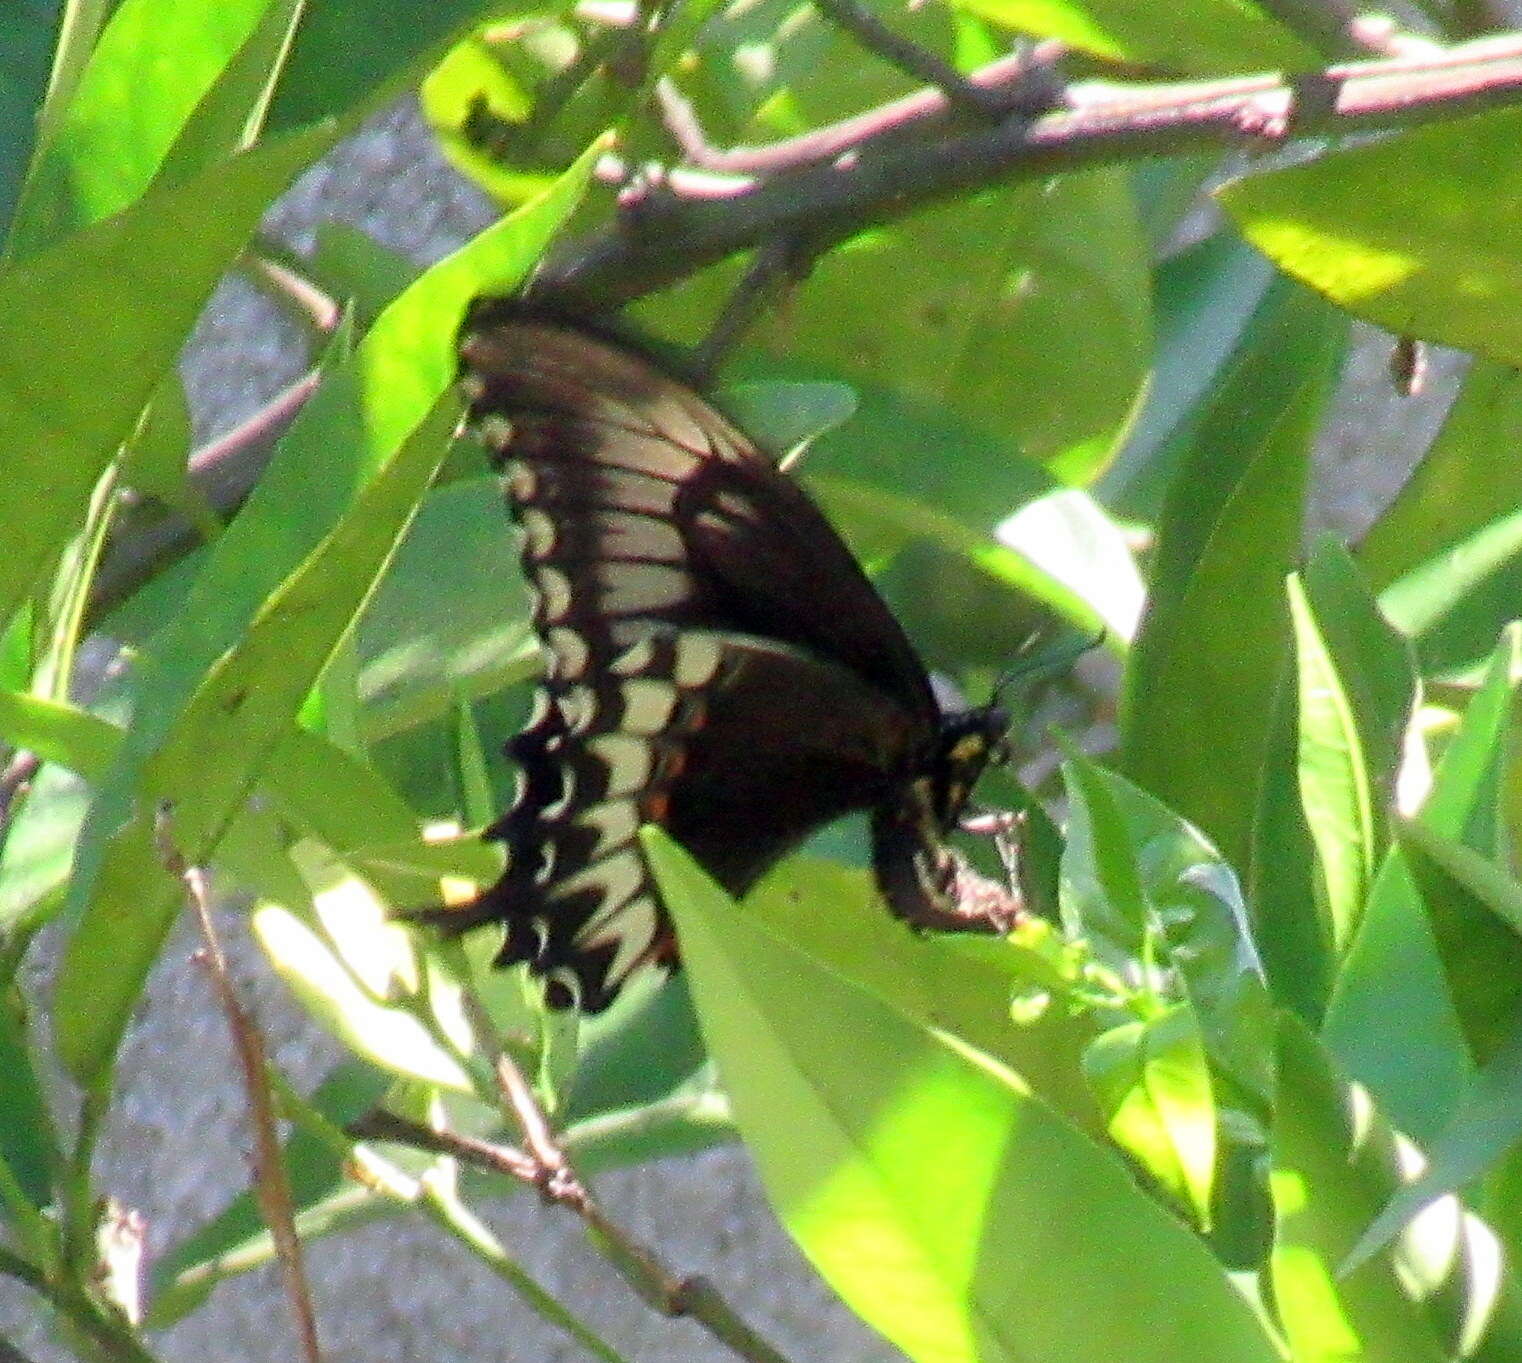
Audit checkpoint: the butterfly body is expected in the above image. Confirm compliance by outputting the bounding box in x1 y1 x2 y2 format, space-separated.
446 304 1019 1010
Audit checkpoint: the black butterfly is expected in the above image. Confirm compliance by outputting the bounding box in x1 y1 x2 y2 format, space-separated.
435 302 1022 1012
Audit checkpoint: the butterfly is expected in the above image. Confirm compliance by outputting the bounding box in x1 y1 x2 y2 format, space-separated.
432 302 1023 1012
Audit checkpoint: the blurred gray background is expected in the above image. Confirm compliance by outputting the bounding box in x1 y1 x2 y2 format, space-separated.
0 97 1465 1362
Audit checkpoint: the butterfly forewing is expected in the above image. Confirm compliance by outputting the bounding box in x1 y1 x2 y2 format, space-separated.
439 306 1017 1011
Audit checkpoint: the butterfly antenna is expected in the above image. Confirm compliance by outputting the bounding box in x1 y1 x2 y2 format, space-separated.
991 625 1107 708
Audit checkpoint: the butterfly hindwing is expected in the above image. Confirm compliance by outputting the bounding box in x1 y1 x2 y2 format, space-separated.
438 307 1021 1011
464 631 926 1011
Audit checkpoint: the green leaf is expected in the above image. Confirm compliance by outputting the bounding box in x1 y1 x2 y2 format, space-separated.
995 488 1145 643
1100 232 1276 521
1324 630 1522 1142
0 690 120 777
0 121 335 632
1271 1014 1451 1363
54 392 460 1084
357 477 537 742
1083 1005 1215 1226
758 171 1151 481
150 0 306 195
146 396 457 856
649 830 1280 1363
811 474 1108 652
1360 362 1522 595
118 371 219 538
55 142 601 1084
716 380 858 465
0 983 55 1215
1321 851 1472 1148
941 0 1317 72
1121 280 1345 872
447 696 494 832
1288 539 1416 951
1249 676 1329 1025
9 0 293 255
1345 1018 1522 1285
739 855 1107 1131
1220 109 1522 368
268 0 542 132
1061 757 1275 1111
0 0 59 232
1400 819 1522 1068
420 32 547 206
307 223 418 326
252 872 472 1093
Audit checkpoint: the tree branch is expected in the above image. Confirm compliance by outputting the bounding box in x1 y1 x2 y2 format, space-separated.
352 1064 800 1363
534 31 1522 310
86 370 320 628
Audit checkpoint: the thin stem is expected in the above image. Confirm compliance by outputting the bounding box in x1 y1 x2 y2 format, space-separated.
286 1091 628 1363
354 1105 796 1363
176 851 323 1363
61 1081 108 1285
690 236 817 381
0 1247 165 1363
808 0 1027 118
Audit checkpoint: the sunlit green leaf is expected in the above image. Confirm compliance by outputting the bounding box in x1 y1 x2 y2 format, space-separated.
253 897 471 1093
1272 1014 1453 1363
1289 540 1416 952
56 144 601 1084
0 122 335 633
10 0 292 255
1083 1006 1215 1226
941 0 1317 72
651 829 1280 1363
1221 109 1522 369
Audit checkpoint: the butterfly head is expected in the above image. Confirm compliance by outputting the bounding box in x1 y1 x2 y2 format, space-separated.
930 704 1010 828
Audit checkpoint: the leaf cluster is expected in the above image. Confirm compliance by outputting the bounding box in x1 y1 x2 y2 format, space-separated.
4 2 1522 1362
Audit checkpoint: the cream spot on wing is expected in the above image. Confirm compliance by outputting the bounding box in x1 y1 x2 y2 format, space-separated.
519 508 557 560
559 685 598 735
602 562 691 615
674 635 723 688
535 566 574 622
458 372 487 402
610 637 658 677
585 734 654 796
618 678 678 735
573 800 641 861
503 459 536 502
546 627 590 680
579 895 660 986
475 412 515 449
532 842 557 884
551 849 645 910
523 687 553 732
